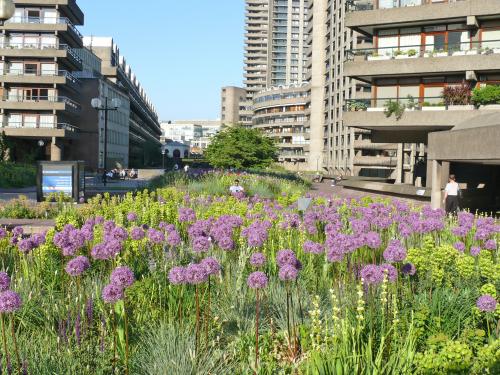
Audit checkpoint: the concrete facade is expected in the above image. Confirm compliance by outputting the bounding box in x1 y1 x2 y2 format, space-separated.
220 86 247 126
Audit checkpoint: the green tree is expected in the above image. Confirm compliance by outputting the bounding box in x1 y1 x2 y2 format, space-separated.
205 126 277 169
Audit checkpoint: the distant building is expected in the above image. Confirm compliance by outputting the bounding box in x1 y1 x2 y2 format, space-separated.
162 140 190 159
161 120 222 154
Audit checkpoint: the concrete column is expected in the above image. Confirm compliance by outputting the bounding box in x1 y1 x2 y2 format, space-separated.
431 159 442 209
395 143 404 184
441 161 450 188
50 137 62 161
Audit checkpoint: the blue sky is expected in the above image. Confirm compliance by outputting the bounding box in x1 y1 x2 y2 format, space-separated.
79 0 244 121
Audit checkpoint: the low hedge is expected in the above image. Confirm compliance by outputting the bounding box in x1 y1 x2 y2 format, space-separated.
0 162 37 188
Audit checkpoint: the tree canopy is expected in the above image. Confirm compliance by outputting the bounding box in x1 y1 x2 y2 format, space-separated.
204 126 277 169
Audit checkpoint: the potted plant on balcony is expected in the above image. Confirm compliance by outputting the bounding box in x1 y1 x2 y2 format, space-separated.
472 85 500 109
384 100 406 120
407 49 418 58
348 100 368 112
451 47 467 56
466 47 479 56
367 51 392 61
405 95 418 111
421 101 446 111
394 50 407 59
442 81 474 110
434 48 449 57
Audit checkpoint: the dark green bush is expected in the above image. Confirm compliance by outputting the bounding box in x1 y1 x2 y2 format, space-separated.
471 85 500 105
0 162 37 188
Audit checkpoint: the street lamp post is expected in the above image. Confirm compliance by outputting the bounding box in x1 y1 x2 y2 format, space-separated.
161 149 166 170
0 0 15 26
91 97 121 186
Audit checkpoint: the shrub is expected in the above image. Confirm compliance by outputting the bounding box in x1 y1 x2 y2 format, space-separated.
442 81 472 105
471 85 500 106
0 162 36 188
384 100 406 120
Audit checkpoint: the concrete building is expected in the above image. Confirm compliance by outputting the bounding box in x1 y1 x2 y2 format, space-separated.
221 86 247 126
162 140 189 159
0 0 84 162
253 83 310 170
343 0 500 210
83 36 162 167
161 119 222 154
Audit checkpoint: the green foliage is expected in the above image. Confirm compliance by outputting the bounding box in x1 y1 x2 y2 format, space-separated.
0 162 36 188
204 127 278 169
384 100 406 120
471 85 500 106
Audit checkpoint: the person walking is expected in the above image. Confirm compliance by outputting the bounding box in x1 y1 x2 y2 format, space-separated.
443 174 459 215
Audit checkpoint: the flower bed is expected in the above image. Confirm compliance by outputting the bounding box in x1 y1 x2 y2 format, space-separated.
0 174 498 374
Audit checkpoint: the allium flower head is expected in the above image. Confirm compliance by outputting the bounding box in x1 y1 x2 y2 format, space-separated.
476 294 497 312
453 241 466 253
360 264 383 285
380 264 398 282
200 257 221 276
65 256 90 277
110 266 135 288
484 239 497 251
102 284 124 304
0 227 7 239
0 290 22 313
17 238 34 254
147 229 165 244
383 240 407 262
12 226 23 237
470 246 481 257
192 236 211 253
303 240 324 255
364 232 382 249
130 227 145 240
168 266 186 285
126 212 138 222
278 264 299 281
247 271 268 289
276 249 297 268
185 263 208 285
249 252 267 267
167 230 181 247
0 272 10 292
401 263 416 276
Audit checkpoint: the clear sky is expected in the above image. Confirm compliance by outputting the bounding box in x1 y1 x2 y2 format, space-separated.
79 0 245 122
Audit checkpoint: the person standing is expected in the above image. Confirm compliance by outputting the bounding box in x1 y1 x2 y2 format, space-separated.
443 174 459 214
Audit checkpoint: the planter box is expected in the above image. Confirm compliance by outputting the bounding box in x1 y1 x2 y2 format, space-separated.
422 106 446 111
434 52 449 57
447 105 475 110
466 50 479 55
367 55 391 61
451 51 467 56
367 107 385 112
479 104 500 110
493 48 500 54
395 54 418 59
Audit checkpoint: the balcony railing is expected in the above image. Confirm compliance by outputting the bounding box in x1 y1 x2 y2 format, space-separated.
346 0 465 12
1 69 80 84
0 42 83 64
5 16 83 39
344 96 480 112
346 40 500 61
2 95 81 111
2 122 80 132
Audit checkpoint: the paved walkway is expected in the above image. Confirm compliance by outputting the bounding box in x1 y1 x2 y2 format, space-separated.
0 218 55 234
309 181 427 205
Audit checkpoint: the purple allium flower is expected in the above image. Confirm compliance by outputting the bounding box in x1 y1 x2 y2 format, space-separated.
85 298 94 326
383 240 407 263
303 240 324 255
12 226 23 237
454 241 466 253
276 249 297 268
217 235 234 251
380 264 398 282
278 264 299 282
192 236 211 253
470 246 481 257
110 227 128 241
476 294 497 312
65 256 90 277
178 207 196 223
0 227 7 239
168 266 186 285
31 232 46 247
17 238 34 254
364 232 382 249
247 271 268 289
102 284 124 304
130 227 145 241
185 263 208 285
167 230 181 247
0 272 10 292
104 239 122 259
147 229 165 244
126 212 138 222
401 263 416 276
484 239 497 251
110 266 135 288
95 216 104 224
360 264 383 285
200 257 221 276
0 290 22 313
250 252 267 267
90 243 108 260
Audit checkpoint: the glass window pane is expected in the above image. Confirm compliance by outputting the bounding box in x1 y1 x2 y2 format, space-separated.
424 86 444 104
482 30 500 49
399 86 420 101
376 86 398 107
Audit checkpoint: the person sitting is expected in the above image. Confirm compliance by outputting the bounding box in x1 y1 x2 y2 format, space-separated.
229 179 244 195
119 169 127 180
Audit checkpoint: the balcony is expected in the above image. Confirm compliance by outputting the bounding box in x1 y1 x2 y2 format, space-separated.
0 122 79 139
2 16 82 46
0 42 82 70
344 40 500 81
346 0 497 35
0 95 81 113
13 0 84 25
0 69 80 88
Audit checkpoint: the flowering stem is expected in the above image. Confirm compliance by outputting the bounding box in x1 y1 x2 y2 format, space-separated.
204 277 211 346
254 289 260 374
1 314 10 373
9 315 20 373
285 285 291 347
124 303 130 375
195 285 200 355
111 308 117 374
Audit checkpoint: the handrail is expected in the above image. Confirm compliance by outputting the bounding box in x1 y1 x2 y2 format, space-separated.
346 39 500 61
1 68 80 83
346 0 465 12
2 122 79 132
344 95 476 111
5 16 83 39
3 95 81 110
0 42 82 64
